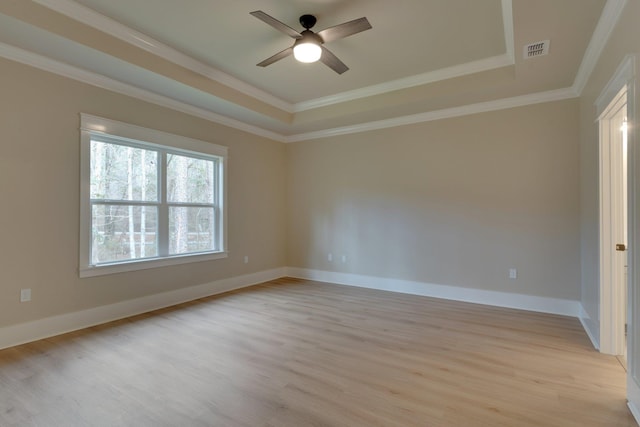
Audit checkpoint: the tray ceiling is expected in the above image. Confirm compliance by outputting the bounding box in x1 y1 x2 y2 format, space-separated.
0 0 613 140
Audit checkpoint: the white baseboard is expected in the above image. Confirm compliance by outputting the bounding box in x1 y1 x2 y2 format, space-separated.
578 304 601 350
0 267 587 351
285 267 580 317
0 267 286 351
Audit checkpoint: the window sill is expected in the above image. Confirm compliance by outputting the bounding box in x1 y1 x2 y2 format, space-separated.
79 251 228 278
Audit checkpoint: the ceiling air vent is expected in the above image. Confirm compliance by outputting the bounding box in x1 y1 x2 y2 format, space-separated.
523 40 550 59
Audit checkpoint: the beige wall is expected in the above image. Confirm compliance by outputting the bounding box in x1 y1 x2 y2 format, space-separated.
0 39 589 331
286 99 581 300
579 0 640 339
0 58 287 327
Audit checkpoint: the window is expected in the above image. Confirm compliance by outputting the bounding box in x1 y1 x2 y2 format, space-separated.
80 114 227 277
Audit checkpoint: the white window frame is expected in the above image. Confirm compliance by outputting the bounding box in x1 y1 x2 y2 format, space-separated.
79 114 228 278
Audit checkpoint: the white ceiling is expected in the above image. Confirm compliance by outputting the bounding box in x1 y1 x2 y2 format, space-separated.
0 0 613 141
74 0 508 103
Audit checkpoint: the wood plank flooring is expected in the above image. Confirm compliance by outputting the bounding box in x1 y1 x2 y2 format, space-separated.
0 278 635 426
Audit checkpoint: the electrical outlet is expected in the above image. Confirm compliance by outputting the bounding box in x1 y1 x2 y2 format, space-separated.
509 268 517 279
328 253 333 262
243 255 249 264
20 288 31 302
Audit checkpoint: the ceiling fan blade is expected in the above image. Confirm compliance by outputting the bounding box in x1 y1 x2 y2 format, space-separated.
317 17 371 43
320 46 349 74
257 47 294 67
250 11 302 39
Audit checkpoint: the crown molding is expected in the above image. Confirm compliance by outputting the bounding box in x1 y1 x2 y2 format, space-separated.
32 0 295 113
32 0 517 115
595 54 635 117
293 54 514 112
0 42 287 142
0 41 578 144
0 1 622 143
285 87 578 142
293 0 514 112
572 0 627 96
501 0 515 63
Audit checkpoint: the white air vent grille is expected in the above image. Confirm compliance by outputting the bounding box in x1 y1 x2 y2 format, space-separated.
523 40 550 59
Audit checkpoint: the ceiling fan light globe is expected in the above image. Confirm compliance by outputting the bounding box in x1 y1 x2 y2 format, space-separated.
293 43 322 63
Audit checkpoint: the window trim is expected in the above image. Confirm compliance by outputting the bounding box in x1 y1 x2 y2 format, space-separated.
79 114 228 278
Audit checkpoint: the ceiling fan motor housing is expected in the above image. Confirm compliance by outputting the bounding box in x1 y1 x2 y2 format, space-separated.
299 14 317 29
295 30 323 46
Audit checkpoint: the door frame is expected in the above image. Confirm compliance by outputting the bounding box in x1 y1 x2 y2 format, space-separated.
598 86 628 356
596 54 639 417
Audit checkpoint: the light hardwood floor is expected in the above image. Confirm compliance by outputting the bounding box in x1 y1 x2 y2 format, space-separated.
0 278 635 426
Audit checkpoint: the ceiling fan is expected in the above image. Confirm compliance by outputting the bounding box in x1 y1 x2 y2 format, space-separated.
250 11 372 74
